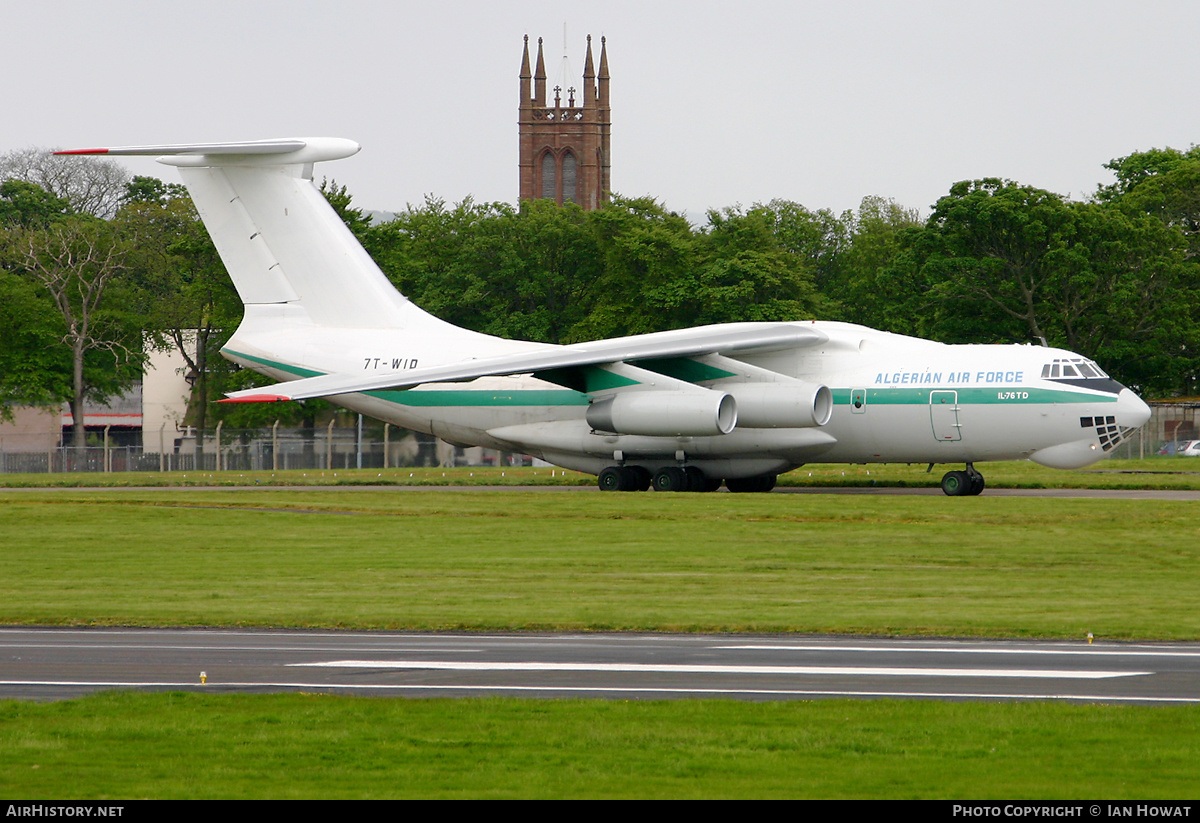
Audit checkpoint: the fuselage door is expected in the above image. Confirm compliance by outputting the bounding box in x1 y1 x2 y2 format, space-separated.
850 388 867 414
929 390 961 441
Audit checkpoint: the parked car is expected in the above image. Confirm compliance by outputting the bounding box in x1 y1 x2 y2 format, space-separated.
1159 440 1200 456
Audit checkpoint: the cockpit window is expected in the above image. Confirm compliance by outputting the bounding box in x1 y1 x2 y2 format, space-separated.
1041 358 1108 380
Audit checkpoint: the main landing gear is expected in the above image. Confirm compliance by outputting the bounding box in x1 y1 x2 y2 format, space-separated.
651 466 720 493
597 465 652 492
940 463 985 496
596 465 775 493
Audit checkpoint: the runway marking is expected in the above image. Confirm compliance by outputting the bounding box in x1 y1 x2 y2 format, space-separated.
720 645 1200 658
288 660 1149 679
1 680 1193 703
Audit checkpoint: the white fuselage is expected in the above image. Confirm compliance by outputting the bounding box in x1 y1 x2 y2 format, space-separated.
224 318 1149 479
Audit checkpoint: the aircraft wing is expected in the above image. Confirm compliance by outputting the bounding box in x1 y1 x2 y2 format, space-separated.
222 323 827 402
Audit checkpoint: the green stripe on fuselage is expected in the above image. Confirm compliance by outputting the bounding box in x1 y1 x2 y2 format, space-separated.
224 348 326 379
831 387 1116 405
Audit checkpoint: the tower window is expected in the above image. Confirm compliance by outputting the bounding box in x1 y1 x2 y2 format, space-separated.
541 152 557 200
562 152 578 204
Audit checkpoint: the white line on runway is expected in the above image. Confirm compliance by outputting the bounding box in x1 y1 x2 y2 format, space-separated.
288 660 1149 679
720 645 1200 658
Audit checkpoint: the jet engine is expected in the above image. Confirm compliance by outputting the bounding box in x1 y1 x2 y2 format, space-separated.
722 382 832 428
586 391 737 437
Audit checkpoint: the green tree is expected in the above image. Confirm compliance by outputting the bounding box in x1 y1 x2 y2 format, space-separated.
0 181 74 416
832 196 924 332
574 196 699 339
454 198 600 343
364 194 837 344
902 178 1200 394
754 199 848 295
1044 203 1199 394
0 179 73 227
0 268 71 415
1098 146 1200 258
6 215 144 449
687 204 827 324
915 179 1076 344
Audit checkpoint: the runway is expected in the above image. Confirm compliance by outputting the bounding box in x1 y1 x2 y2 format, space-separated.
3 628 1199 704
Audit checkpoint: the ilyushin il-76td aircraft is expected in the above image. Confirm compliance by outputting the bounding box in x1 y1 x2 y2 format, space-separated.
63 138 1152 495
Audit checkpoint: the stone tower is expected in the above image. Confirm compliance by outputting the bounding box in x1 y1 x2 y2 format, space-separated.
519 34 610 209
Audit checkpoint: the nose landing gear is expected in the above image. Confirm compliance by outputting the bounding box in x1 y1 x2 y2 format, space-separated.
941 463 985 496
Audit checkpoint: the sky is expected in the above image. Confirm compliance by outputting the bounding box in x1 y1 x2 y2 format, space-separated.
4 0 1200 219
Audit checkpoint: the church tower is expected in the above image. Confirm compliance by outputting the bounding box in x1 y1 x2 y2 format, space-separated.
519 34 610 210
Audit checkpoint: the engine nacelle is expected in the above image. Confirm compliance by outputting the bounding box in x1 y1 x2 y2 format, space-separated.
586 391 737 437
722 382 832 428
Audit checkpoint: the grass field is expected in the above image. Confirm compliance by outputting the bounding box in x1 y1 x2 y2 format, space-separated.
3 692 1198 799
2 484 1198 636
2 464 1198 798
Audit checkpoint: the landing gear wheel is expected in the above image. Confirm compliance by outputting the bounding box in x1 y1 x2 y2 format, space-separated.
628 466 652 491
598 467 623 492
726 474 777 493
941 470 972 496
967 471 985 496
598 466 645 492
653 467 689 492
683 466 712 492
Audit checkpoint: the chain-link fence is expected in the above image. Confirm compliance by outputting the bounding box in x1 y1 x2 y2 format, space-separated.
0 425 529 473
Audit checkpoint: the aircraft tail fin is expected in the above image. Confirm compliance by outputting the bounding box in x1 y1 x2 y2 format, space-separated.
59 139 448 332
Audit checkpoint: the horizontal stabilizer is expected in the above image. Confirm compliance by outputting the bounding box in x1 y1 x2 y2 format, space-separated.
55 138 360 166
223 323 828 402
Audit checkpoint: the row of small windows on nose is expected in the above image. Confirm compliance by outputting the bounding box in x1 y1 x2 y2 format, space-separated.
1082 415 1122 452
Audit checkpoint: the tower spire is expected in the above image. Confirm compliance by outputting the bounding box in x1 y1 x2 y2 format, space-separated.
583 34 596 106
520 34 532 105
534 36 547 107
